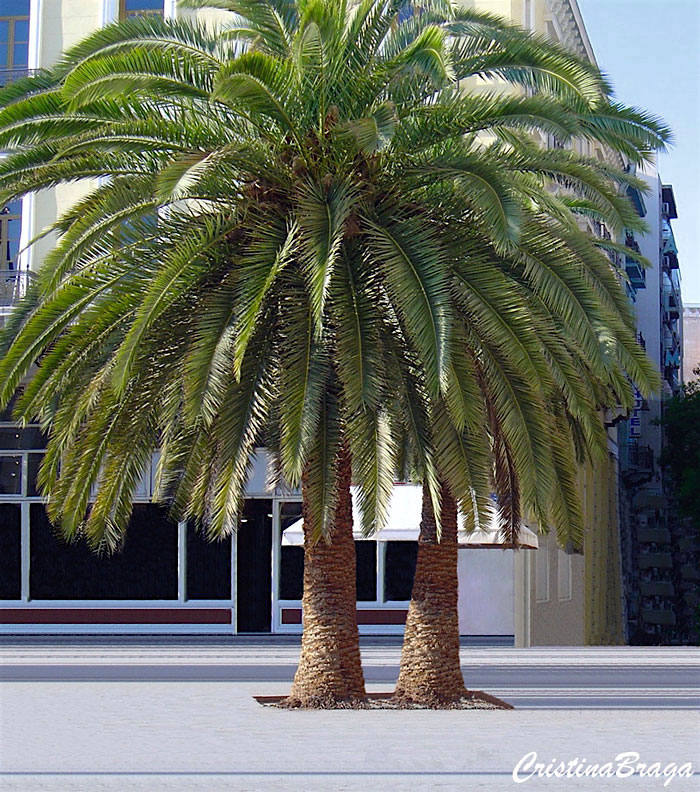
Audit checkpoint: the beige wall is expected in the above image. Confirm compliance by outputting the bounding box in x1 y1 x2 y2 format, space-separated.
528 532 586 645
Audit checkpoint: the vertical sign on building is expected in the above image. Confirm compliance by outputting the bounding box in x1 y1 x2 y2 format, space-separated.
629 386 643 438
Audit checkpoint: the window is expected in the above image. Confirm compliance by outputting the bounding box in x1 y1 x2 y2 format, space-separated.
119 0 164 18
0 201 22 269
557 548 572 601
26 453 43 497
278 503 379 602
0 425 46 449
0 455 22 494
279 501 303 600
535 546 549 603
30 503 178 599
355 541 377 601
0 1 29 84
384 541 417 601
186 521 231 600
0 503 21 600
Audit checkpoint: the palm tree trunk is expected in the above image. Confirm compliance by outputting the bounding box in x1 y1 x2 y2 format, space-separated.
392 482 468 706
284 444 366 707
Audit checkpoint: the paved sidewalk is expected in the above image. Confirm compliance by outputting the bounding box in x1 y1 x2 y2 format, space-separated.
2 643 698 708
1 643 698 790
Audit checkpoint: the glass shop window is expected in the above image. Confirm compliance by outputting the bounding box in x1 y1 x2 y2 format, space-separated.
279 501 303 600
383 541 417 601
186 521 231 600
355 541 377 601
120 0 164 18
29 503 178 600
0 455 21 494
0 502 21 599
0 425 47 449
26 452 43 497
278 502 379 602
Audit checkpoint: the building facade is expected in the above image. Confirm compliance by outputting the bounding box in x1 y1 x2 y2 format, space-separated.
616 168 698 645
0 0 524 638
474 0 630 647
0 0 684 644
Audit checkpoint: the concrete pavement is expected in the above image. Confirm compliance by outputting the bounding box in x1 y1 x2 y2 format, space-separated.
0 641 698 790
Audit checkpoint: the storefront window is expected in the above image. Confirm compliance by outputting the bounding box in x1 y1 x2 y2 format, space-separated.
186 521 231 600
355 541 377 601
0 425 46 449
29 503 178 599
278 501 379 602
279 501 303 600
0 503 21 599
26 452 43 497
384 541 417 601
0 454 21 494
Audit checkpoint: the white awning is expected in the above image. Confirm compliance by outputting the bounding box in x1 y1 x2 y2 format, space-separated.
281 484 538 549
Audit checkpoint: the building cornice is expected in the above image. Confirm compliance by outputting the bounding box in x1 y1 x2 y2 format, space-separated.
547 0 597 64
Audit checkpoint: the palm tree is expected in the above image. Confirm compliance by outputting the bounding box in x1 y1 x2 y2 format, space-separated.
0 0 668 706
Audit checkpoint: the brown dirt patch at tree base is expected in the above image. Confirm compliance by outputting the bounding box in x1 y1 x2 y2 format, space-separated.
255 691 513 710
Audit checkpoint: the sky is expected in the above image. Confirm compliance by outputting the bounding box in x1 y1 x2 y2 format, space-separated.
577 0 700 303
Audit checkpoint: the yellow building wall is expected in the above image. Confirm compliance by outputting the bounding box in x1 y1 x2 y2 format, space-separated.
467 0 626 645
583 454 625 645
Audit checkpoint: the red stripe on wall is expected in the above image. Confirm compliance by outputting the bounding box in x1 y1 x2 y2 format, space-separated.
280 608 302 624
280 608 408 626
356 609 407 625
0 609 232 625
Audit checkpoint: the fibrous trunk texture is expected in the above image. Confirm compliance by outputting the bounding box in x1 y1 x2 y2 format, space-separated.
284 445 366 708
393 483 468 706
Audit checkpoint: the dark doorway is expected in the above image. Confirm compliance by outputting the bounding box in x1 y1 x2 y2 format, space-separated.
236 499 272 632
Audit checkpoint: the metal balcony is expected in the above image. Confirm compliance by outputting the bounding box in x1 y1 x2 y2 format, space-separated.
621 443 654 473
639 581 675 597
641 608 677 626
638 553 673 570
0 68 39 87
638 527 672 544
662 251 679 271
625 260 646 289
0 270 34 314
680 564 700 581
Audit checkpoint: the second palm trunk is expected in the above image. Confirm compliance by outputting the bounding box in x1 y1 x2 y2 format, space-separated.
393 482 467 705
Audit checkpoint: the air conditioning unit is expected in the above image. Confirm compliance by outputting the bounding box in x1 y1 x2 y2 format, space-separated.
639 514 648 527
662 202 670 215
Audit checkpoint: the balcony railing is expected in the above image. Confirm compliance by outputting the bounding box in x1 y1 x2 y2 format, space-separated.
0 270 35 313
663 251 679 271
0 68 39 87
641 608 677 626
638 527 672 544
621 443 654 472
626 262 646 290
638 553 673 570
639 581 674 597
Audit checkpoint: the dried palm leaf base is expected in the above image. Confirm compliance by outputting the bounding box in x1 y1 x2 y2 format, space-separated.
256 691 513 710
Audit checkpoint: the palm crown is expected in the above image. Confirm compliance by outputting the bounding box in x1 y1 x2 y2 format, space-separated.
0 0 669 552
